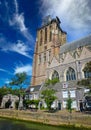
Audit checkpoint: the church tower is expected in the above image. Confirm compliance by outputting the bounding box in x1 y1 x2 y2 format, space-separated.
31 16 67 86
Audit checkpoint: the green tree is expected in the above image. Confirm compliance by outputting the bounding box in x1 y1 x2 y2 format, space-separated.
9 72 28 109
9 72 28 96
66 96 73 123
10 72 27 89
41 89 57 111
66 97 72 113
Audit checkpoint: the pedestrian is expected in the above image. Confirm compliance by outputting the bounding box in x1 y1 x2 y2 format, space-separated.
80 101 83 112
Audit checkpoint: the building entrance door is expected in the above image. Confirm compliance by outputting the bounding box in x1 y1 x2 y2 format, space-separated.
58 102 61 110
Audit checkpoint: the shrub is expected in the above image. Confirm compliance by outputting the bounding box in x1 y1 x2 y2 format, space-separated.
45 78 59 86
32 100 40 109
23 99 31 109
77 79 90 86
66 98 73 113
15 100 19 109
51 78 59 85
23 99 40 109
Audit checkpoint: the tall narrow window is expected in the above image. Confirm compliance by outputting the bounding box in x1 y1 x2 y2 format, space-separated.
84 71 91 78
40 30 42 45
83 62 91 78
44 52 46 62
39 54 41 64
49 25 52 41
66 67 76 81
49 50 51 61
45 28 47 43
52 70 59 80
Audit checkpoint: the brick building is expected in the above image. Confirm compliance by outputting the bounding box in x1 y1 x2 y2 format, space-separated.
28 16 91 110
31 16 66 86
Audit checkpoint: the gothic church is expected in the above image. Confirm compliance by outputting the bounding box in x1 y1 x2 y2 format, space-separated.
29 16 91 109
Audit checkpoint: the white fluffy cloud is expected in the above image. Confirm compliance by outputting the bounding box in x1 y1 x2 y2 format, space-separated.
40 0 91 41
14 64 32 76
9 0 34 42
0 36 32 59
9 13 27 32
10 40 32 59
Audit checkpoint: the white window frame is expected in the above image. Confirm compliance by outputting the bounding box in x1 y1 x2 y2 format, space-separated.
70 90 76 98
63 101 67 108
63 91 68 98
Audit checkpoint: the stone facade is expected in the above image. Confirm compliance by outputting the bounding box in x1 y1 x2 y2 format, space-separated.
25 85 42 100
30 16 91 110
31 16 66 85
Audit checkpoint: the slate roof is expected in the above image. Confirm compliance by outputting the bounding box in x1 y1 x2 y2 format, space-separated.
41 80 84 92
60 34 91 54
25 85 41 93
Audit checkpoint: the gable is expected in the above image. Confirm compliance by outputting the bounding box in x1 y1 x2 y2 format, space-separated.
79 46 91 60
48 56 60 68
62 52 75 64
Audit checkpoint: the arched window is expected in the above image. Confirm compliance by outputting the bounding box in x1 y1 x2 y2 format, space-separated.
66 67 76 81
83 62 91 78
52 70 59 80
84 71 91 78
39 54 41 64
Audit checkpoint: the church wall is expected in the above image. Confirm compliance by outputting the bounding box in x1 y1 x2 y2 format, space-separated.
30 16 91 110
47 46 91 82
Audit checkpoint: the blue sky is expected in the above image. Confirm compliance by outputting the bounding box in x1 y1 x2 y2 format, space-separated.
0 0 91 87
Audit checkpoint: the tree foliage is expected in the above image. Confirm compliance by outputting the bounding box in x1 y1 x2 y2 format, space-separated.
66 97 72 113
0 87 20 105
41 89 57 110
23 99 40 109
45 78 59 86
9 72 27 89
77 79 90 86
83 61 91 72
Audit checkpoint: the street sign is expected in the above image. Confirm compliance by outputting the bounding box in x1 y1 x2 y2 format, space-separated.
63 83 68 88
